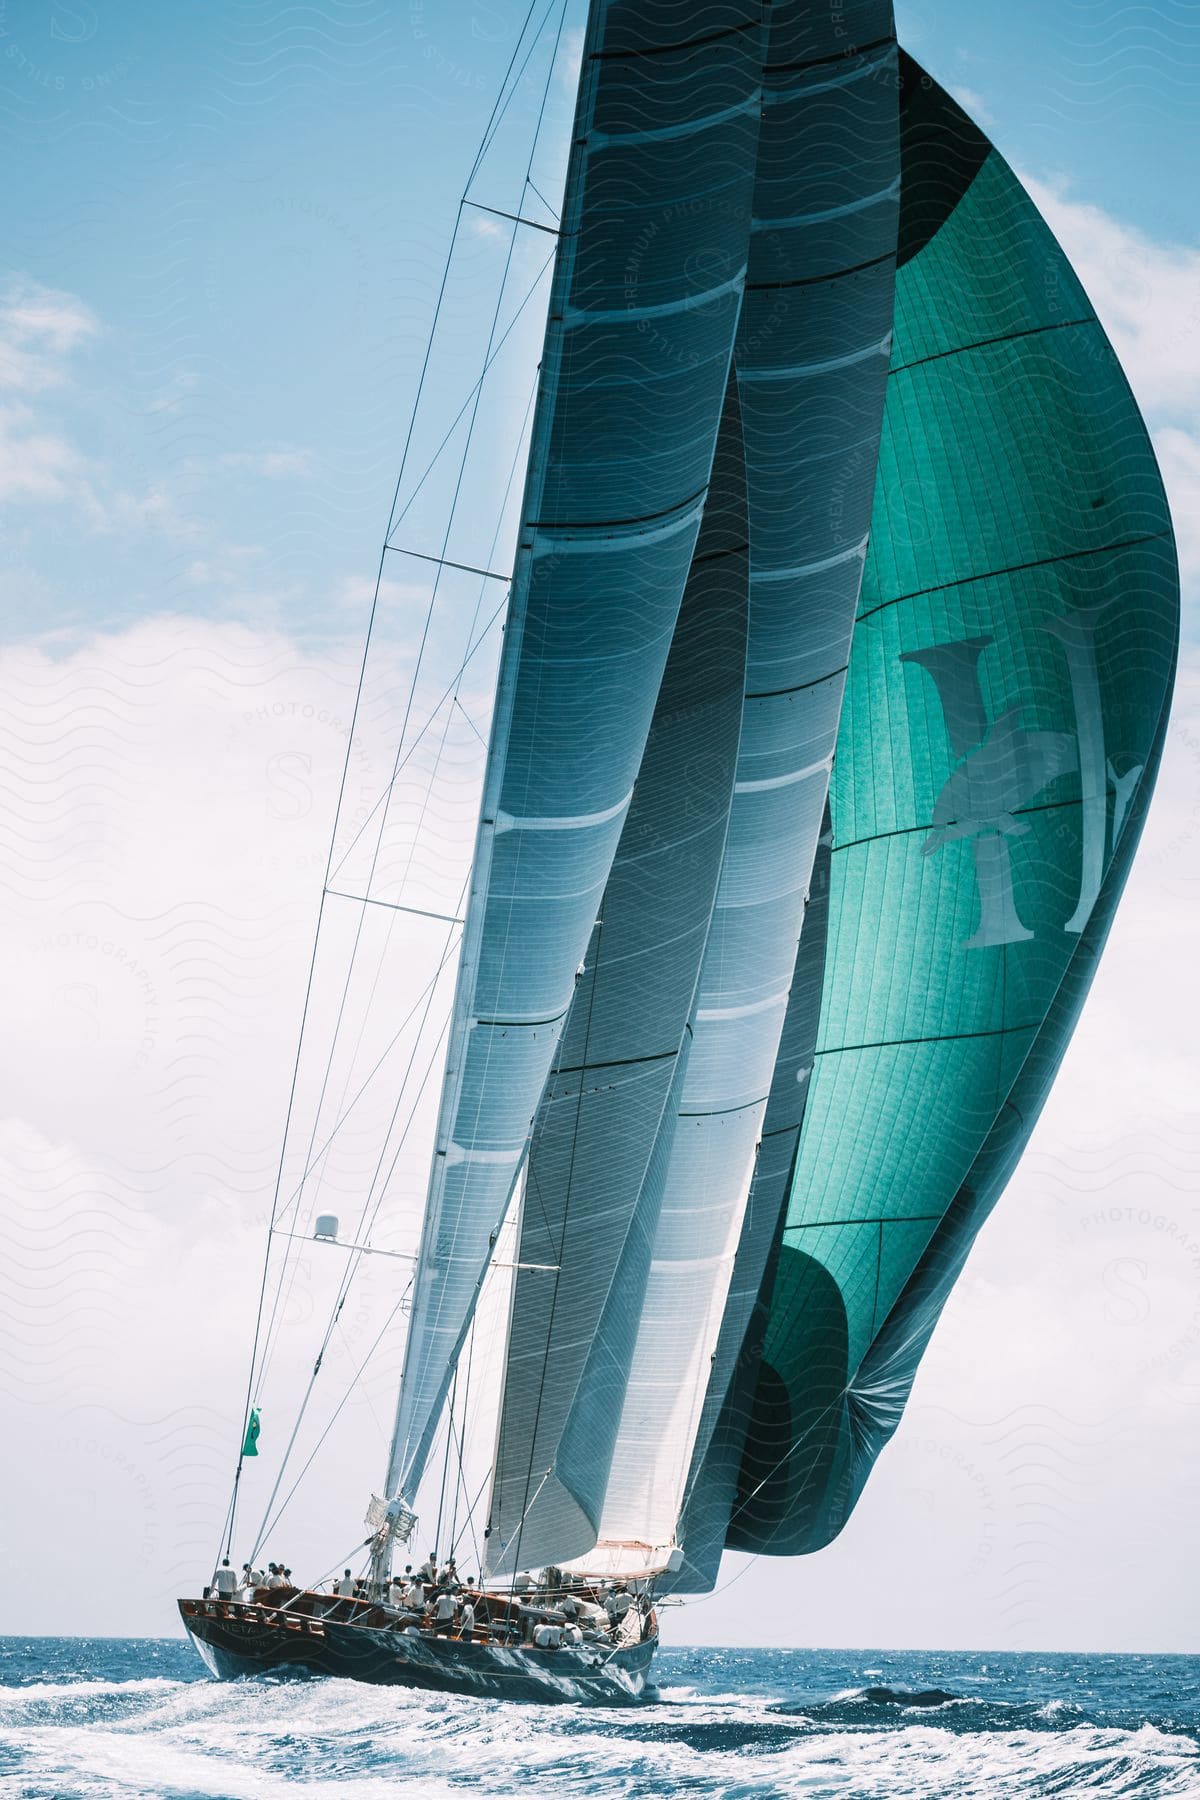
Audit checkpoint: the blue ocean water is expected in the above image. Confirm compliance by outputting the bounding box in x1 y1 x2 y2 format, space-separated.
1 1637 1197 1799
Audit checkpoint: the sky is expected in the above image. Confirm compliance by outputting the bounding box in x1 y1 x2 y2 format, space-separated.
1 0 1198 1652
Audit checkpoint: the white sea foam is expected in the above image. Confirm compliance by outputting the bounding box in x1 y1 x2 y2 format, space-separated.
1 1663 1198 1799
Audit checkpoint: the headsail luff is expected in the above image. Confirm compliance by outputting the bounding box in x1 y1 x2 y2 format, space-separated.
385 0 767 1510
701 56 1179 1570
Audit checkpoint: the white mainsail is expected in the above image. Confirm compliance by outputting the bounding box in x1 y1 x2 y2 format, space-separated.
384 0 763 1515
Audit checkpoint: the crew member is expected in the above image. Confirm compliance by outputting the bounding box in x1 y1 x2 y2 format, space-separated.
335 1568 356 1596
211 1558 237 1599
458 1595 476 1639
431 1589 457 1636
605 1583 632 1628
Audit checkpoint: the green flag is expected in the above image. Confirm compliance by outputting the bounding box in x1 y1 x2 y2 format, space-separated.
241 1407 261 1458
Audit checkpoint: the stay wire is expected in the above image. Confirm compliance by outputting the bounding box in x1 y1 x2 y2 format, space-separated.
249 999 455 1560
230 0 573 1576
254 1279 414 1553
253 138 548 1407
328 374 537 890
226 186 471 1561
257 687 466 1393
380 2 573 1507
233 0 554 1475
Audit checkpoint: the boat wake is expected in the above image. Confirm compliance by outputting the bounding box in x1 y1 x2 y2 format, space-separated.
2 1642 1199 1799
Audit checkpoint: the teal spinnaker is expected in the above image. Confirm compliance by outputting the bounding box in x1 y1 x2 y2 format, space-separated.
669 53 1178 1586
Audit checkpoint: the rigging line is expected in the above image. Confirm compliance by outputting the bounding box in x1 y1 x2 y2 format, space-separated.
446 1406 483 1580
228 0 565 1572
496 1465 556 1576
329 369 537 888
389 0 566 542
451 1471 491 1568
507 910 603 1595
386 546 512 583
337 1319 388 1442
247 33 542 1417
254 1000 457 1554
466 0 562 192
519 0 572 227
230 189 477 1535
434 1365 459 1559
252 995 455 1525
449 1305 478 1557
482 968 572 1544
271 341 529 1270
465 198 561 238
525 175 559 223
274 681 464 1306
385 240 555 543
295 1538 379 1607
266 925 462 1249
255 180 532 1382
256 1 569 1566
262 343 539 1375
325 892 463 924
453 697 487 748
257 1280 413 1552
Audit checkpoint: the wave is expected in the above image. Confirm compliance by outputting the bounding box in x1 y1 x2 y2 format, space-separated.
1 1646 1198 1799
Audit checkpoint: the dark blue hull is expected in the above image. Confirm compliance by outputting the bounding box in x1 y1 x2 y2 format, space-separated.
179 1598 656 1705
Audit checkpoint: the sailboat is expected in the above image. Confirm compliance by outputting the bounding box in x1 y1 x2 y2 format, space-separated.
179 0 1178 1703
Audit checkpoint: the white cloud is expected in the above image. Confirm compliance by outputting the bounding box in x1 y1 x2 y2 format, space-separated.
0 613 495 1631
186 447 319 481
0 278 99 392
1014 176 1200 593
0 281 100 506
0 401 87 500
